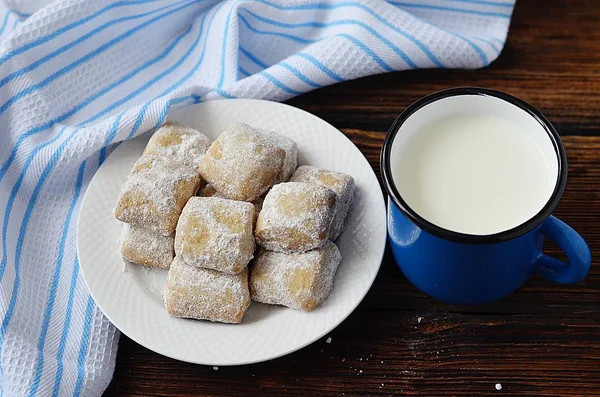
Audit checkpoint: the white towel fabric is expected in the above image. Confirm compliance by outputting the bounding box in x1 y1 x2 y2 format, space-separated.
0 0 514 395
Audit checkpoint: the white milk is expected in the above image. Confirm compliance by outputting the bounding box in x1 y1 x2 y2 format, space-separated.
393 112 556 235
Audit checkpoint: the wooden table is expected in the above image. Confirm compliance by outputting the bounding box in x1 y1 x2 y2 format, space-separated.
105 1 600 395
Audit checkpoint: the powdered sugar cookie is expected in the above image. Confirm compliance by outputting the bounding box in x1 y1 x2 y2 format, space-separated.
255 182 336 252
250 241 341 311
165 257 250 323
144 121 212 170
175 197 255 274
120 224 174 269
199 122 285 201
290 166 355 240
114 155 200 236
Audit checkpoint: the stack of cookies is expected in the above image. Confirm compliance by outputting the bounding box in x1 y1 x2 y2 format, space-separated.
115 122 212 269
251 165 355 312
114 121 355 324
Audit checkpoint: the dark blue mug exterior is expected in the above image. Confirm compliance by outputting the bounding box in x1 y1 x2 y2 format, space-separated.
381 88 592 305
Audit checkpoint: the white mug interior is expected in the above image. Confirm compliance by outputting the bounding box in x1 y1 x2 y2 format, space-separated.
388 94 560 236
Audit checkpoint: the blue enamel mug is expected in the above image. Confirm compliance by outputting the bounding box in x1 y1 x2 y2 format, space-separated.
380 87 592 305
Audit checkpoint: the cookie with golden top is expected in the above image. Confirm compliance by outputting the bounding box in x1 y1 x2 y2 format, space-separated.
175 197 255 274
165 257 251 323
255 182 336 252
197 183 264 224
144 121 212 170
120 224 174 269
250 241 341 311
199 122 285 201
290 165 355 240
260 129 298 183
114 155 200 236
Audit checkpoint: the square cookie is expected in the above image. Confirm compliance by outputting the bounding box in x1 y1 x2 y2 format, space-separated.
250 241 341 311
175 197 255 274
114 155 200 236
144 121 212 170
198 183 264 224
255 182 336 252
199 122 285 201
165 257 251 323
290 166 355 240
120 224 174 269
261 129 298 183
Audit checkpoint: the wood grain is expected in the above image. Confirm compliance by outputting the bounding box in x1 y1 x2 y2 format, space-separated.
106 135 600 397
286 1 600 135
106 0 600 395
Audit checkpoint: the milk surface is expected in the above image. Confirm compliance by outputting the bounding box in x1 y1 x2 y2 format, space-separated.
394 113 556 235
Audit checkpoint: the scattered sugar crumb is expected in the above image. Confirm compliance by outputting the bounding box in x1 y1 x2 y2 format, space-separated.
213 366 219 371
321 349 324 353
326 337 332 344
342 358 346 362
359 370 363 373
381 360 384 364
417 317 423 323
495 383 502 391
359 358 363 361
381 383 385 387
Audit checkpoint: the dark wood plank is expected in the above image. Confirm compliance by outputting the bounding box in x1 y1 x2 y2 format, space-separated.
108 312 600 397
106 0 600 395
286 0 600 136
105 135 600 397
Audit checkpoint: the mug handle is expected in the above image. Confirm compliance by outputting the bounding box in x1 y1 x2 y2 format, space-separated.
535 215 591 284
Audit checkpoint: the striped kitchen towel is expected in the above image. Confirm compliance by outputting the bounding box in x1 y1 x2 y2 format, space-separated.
0 0 514 395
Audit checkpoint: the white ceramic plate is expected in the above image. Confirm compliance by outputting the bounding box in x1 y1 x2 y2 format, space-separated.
77 99 386 366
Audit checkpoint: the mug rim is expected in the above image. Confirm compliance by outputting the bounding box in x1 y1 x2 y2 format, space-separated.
380 87 568 244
